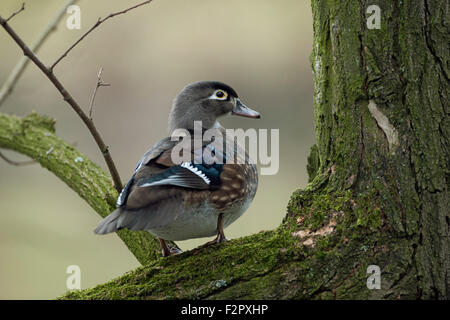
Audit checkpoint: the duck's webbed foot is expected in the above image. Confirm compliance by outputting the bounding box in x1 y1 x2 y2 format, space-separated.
204 234 228 246
159 238 183 257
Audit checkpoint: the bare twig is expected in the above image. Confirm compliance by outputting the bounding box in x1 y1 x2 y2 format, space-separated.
50 0 152 71
0 150 36 166
0 0 79 106
0 15 123 192
5 3 25 22
89 67 110 119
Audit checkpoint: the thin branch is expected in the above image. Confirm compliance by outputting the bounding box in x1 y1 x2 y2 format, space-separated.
89 67 110 119
50 0 152 71
0 0 79 106
5 2 25 23
0 150 36 166
0 15 123 193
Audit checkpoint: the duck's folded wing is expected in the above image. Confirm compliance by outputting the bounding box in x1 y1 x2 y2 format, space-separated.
116 138 177 207
136 137 177 169
98 162 218 233
125 162 223 210
117 137 219 208
137 162 211 189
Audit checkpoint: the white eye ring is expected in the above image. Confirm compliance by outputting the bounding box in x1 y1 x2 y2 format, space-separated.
209 90 228 100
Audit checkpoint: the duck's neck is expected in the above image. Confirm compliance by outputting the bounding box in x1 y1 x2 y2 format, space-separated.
168 113 219 134
168 111 218 134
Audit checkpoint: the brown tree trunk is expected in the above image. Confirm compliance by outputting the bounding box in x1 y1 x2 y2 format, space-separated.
305 0 449 298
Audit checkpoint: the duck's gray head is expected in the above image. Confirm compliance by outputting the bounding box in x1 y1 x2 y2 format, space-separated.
168 81 260 134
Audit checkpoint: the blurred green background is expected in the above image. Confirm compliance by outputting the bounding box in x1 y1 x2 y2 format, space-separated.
0 0 314 299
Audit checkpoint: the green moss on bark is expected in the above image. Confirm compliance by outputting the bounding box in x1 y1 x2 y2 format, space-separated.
307 144 320 182
60 184 397 300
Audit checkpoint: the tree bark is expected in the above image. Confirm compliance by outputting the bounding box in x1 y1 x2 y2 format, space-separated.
1 0 448 299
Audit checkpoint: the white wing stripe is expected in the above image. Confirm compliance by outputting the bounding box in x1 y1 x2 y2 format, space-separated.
180 162 211 184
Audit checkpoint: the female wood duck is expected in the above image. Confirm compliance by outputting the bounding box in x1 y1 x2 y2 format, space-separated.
94 81 260 257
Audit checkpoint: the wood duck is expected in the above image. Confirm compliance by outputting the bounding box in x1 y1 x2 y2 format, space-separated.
94 81 260 257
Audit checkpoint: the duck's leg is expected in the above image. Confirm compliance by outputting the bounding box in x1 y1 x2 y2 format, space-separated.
159 238 183 257
216 213 228 243
204 213 228 246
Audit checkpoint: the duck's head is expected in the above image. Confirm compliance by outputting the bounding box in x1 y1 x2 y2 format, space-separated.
168 81 260 134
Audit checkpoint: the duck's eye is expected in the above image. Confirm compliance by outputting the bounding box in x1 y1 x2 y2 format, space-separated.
213 90 228 100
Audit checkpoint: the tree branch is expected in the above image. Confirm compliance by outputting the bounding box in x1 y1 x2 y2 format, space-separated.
50 0 152 71
88 67 110 119
4 2 25 23
62 230 287 299
0 14 123 193
0 0 79 106
0 150 36 166
0 111 162 265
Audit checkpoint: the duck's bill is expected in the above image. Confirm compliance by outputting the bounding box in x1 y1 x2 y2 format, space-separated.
232 99 261 119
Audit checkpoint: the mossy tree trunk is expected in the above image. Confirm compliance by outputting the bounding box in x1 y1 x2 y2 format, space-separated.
1 0 448 299
305 0 449 299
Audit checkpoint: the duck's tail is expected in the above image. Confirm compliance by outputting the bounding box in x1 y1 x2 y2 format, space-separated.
94 208 123 234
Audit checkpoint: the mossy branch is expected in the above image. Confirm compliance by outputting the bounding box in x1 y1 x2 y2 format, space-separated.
60 186 388 300
0 111 162 264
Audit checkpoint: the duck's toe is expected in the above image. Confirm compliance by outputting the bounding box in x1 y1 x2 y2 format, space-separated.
203 234 228 247
162 247 183 257
160 238 183 257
